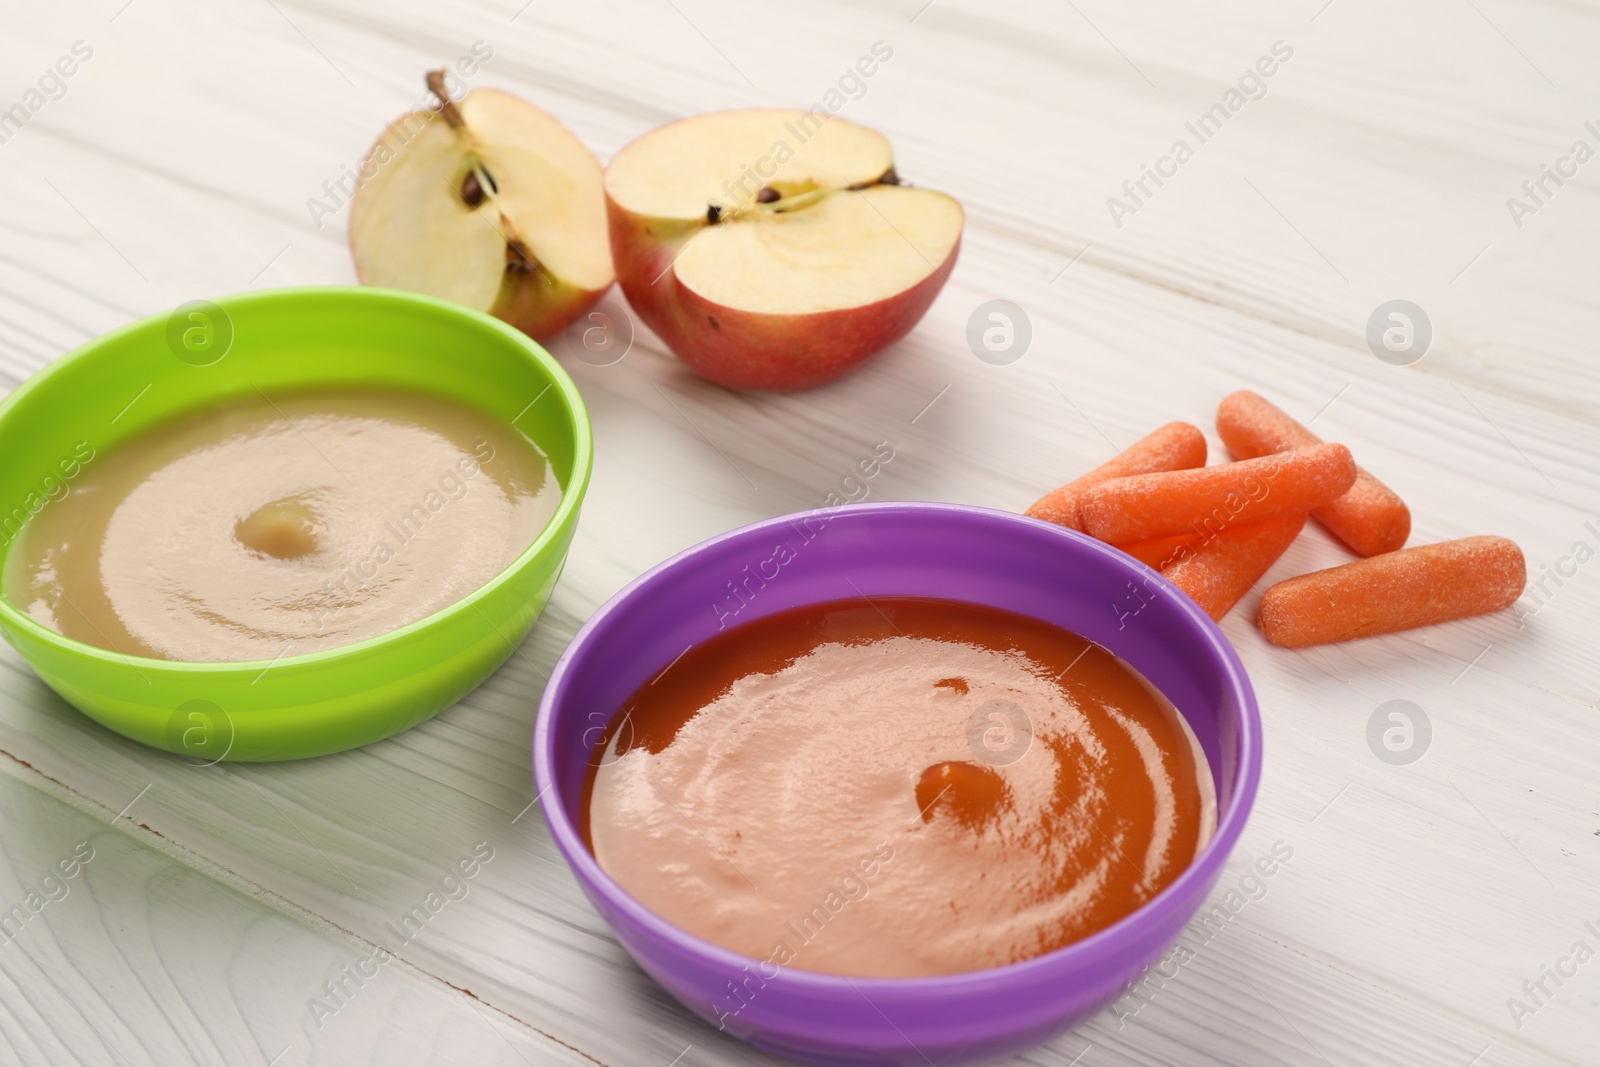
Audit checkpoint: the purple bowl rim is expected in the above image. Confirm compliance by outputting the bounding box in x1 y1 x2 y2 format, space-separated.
533 500 1263 992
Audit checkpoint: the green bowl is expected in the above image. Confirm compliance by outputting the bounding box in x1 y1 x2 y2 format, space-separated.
0 287 592 761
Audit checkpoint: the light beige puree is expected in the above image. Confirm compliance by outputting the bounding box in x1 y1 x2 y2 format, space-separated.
2 388 559 662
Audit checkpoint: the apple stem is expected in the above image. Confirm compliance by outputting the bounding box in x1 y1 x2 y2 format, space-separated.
426 69 467 130
421 70 497 209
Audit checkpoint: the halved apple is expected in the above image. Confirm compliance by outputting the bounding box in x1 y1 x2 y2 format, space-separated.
605 109 963 391
349 71 613 341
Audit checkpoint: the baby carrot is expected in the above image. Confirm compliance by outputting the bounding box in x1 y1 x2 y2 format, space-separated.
1026 422 1206 530
1115 532 1202 570
1258 535 1525 647
1216 390 1410 557
1164 513 1306 621
1079 443 1355 545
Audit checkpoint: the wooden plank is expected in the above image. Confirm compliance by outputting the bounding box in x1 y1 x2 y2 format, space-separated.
0 759 598 1067
0 0 1596 1063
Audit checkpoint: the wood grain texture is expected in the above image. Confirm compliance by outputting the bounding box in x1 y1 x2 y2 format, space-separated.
0 761 597 1067
1 0 1597 1064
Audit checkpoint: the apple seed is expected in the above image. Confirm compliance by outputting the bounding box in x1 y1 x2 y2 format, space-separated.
459 165 498 209
847 167 901 191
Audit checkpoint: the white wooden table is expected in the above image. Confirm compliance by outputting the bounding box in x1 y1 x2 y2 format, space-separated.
2 1 1597 1064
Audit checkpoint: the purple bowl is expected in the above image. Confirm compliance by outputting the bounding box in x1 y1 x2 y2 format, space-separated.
534 502 1261 1065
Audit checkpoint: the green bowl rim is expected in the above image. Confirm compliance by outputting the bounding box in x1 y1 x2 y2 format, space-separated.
0 285 594 674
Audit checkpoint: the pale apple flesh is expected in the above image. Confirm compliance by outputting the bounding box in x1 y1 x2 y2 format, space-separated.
605 109 964 391
349 74 613 341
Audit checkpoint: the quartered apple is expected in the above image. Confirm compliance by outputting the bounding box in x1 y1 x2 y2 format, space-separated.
605 109 964 391
350 71 613 341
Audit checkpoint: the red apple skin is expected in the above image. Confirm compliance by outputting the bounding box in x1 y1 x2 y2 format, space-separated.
488 265 611 343
607 197 960 392
349 219 611 344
